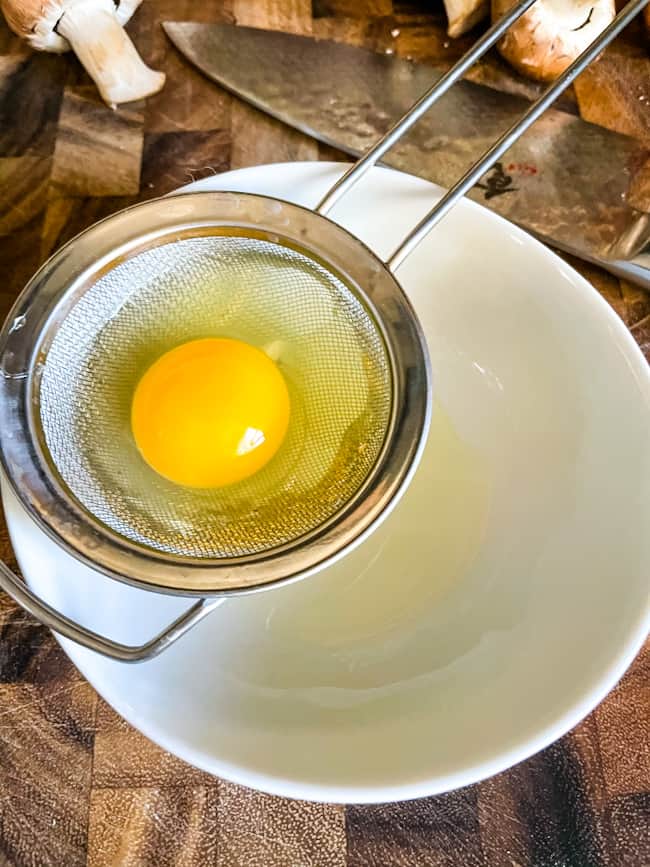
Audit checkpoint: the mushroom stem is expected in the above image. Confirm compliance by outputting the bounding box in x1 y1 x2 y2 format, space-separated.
56 0 164 108
443 0 490 37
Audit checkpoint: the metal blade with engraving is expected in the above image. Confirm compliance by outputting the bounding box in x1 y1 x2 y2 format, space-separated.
164 22 650 288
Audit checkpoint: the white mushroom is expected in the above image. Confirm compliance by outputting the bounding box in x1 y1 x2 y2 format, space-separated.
443 0 490 37
492 0 616 82
0 0 165 108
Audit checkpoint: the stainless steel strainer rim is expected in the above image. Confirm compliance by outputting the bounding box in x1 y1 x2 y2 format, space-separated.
0 191 431 596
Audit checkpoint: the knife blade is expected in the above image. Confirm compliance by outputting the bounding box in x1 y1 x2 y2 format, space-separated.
164 21 650 287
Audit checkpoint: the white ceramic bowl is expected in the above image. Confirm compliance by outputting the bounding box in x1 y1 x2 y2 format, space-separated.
2 163 649 803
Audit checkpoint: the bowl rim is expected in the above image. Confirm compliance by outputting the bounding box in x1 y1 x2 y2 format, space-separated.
5 160 649 803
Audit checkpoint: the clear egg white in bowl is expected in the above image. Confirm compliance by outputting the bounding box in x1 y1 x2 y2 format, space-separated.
3 162 649 803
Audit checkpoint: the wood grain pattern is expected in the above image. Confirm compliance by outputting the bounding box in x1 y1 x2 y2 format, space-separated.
574 53 650 144
0 53 67 157
137 0 235 133
140 129 231 197
87 786 219 867
595 643 650 801
233 0 314 34
50 87 145 197
217 784 346 867
93 700 217 790
0 680 96 867
0 156 51 236
0 1 649 865
347 791 483 866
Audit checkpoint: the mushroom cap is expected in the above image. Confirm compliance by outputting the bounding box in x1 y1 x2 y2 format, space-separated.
0 0 66 51
492 0 616 82
0 0 142 53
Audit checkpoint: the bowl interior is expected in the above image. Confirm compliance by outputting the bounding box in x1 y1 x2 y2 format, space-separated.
4 162 649 802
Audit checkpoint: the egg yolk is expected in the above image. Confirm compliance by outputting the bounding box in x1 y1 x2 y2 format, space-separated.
131 338 290 488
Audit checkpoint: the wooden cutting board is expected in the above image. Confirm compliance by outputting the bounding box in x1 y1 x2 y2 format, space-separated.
0 2 648 865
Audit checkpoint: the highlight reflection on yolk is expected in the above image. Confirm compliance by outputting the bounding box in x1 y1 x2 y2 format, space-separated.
131 338 290 488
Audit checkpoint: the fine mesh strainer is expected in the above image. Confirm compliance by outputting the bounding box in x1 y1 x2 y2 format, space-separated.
0 0 641 661
0 194 429 661
38 234 394 563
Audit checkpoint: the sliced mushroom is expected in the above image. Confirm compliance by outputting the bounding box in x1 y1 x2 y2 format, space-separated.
443 0 490 38
0 0 165 108
492 0 616 82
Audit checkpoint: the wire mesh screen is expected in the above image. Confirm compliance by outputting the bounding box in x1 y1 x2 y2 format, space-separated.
38 235 393 560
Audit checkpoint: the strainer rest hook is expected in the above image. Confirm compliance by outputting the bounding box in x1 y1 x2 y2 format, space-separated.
0 559 220 662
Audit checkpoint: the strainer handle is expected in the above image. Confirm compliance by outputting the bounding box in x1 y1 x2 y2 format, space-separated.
315 0 537 217
0 559 221 663
316 0 648 271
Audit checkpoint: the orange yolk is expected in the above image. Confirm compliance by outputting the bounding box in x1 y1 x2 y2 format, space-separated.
131 337 290 488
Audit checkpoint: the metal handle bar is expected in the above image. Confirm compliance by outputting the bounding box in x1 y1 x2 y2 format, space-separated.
0 557 221 662
317 0 649 272
316 0 538 217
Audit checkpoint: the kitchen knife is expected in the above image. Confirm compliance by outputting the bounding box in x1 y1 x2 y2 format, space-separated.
164 22 650 288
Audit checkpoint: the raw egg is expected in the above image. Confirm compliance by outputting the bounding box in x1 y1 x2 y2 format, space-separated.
131 337 290 487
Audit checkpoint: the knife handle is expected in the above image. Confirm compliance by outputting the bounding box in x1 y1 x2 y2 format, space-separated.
601 253 650 292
